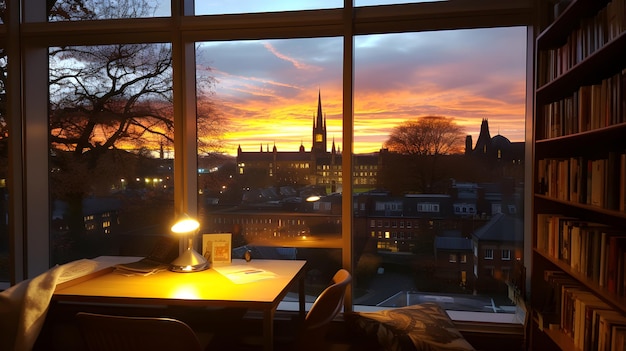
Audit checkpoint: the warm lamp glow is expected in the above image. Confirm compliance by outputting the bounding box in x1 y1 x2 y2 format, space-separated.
171 218 200 233
172 283 201 299
169 215 208 273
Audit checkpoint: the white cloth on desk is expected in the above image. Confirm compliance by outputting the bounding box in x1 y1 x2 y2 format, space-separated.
0 264 64 351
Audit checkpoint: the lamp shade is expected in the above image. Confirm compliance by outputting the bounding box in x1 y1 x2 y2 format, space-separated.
171 217 200 234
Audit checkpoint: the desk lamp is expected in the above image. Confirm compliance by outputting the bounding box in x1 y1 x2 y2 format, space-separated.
169 215 209 272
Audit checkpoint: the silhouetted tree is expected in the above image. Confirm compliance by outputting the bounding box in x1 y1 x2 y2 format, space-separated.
380 116 465 194
384 116 465 156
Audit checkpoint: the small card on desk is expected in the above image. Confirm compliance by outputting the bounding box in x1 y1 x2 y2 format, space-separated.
202 233 232 265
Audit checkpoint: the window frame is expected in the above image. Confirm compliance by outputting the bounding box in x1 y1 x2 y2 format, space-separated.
502 249 512 261
485 248 494 260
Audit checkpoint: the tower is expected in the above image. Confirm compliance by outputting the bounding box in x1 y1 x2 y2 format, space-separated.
312 90 327 154
473 118 491 155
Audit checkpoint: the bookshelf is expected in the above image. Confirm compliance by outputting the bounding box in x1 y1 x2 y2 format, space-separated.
531 0 626 350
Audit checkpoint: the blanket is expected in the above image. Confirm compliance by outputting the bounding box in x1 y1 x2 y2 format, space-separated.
0 264 67 351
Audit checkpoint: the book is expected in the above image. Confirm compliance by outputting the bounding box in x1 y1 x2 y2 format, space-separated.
115 236 179 274
620 152 626 212
570 290 611 350
611 325 626 351
597 310 626 351
607 235 626 294
590 158 607 208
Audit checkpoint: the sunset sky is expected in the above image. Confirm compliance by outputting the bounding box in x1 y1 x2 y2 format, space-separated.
193 0 443 15
190 2 528 157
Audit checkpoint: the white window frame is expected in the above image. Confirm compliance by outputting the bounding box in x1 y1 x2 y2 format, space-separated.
502 249 511 261
485 249 494 260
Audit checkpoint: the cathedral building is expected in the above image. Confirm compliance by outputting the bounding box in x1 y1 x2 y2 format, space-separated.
236 91 379 193
236 94 522 195
466 118 524 166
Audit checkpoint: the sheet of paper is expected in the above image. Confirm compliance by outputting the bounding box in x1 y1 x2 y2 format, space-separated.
57 256 142 283
213 265 277 284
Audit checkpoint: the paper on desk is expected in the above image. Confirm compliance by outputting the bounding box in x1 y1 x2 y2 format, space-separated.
213 265 277 284
57 256 144 283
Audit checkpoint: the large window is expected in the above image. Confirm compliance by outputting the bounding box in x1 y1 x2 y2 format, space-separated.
196 37 344 300
0 48 6 281
353 28 526 314
9 0 532 323
48 43 174 263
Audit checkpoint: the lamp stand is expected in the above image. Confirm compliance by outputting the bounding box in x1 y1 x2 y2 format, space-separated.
170 237 209 272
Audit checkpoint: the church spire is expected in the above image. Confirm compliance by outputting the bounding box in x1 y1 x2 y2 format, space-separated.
312 89 327 153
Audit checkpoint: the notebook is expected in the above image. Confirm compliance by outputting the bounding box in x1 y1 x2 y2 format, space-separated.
115 236 179 274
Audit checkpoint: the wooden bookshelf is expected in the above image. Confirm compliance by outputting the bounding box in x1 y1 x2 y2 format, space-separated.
531 0 626 350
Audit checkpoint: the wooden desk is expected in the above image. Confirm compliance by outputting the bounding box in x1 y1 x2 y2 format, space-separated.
53 259 307 351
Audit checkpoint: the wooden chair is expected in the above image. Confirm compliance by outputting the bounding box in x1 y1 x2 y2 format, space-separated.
76 312 207 351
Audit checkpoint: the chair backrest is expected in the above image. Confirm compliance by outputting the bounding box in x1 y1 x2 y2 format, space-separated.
76 312 204 351
296 268 352 350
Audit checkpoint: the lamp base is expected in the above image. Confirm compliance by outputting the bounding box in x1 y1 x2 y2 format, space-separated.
169 248 209 273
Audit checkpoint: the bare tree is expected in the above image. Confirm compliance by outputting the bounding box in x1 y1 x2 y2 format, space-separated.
46 1 227 261
384 116 465 156
49 42 174 194
48 0 158 21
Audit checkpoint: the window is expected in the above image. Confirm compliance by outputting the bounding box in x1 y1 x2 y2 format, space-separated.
9 0 530 325
454 203 476 215
49 0 171 20
49 43 174 263
417 203 440 213
485 249 494 260
354 26 526 314
0 47 6 281
195 1 342 15
502 249 511 261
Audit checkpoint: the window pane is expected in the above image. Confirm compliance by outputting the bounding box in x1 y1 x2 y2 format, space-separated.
196 37 343 303
354 27 526 314
49 0 170 21
49 43 174 264
356 0 444 6
195 1 341 15
0 48 6 281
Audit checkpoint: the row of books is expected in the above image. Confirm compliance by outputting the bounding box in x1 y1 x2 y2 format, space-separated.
538 70 626 139
536 214 626 296
540 270 626 351
538 0 625 86
536 152 626 212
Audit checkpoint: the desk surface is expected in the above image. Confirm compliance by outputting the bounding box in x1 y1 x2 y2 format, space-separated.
53 259 307 310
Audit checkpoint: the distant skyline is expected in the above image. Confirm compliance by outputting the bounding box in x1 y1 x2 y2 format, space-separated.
196 26 527 156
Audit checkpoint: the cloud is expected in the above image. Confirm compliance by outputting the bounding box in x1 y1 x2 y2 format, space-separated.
197 27 527 155
263 43 322 71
